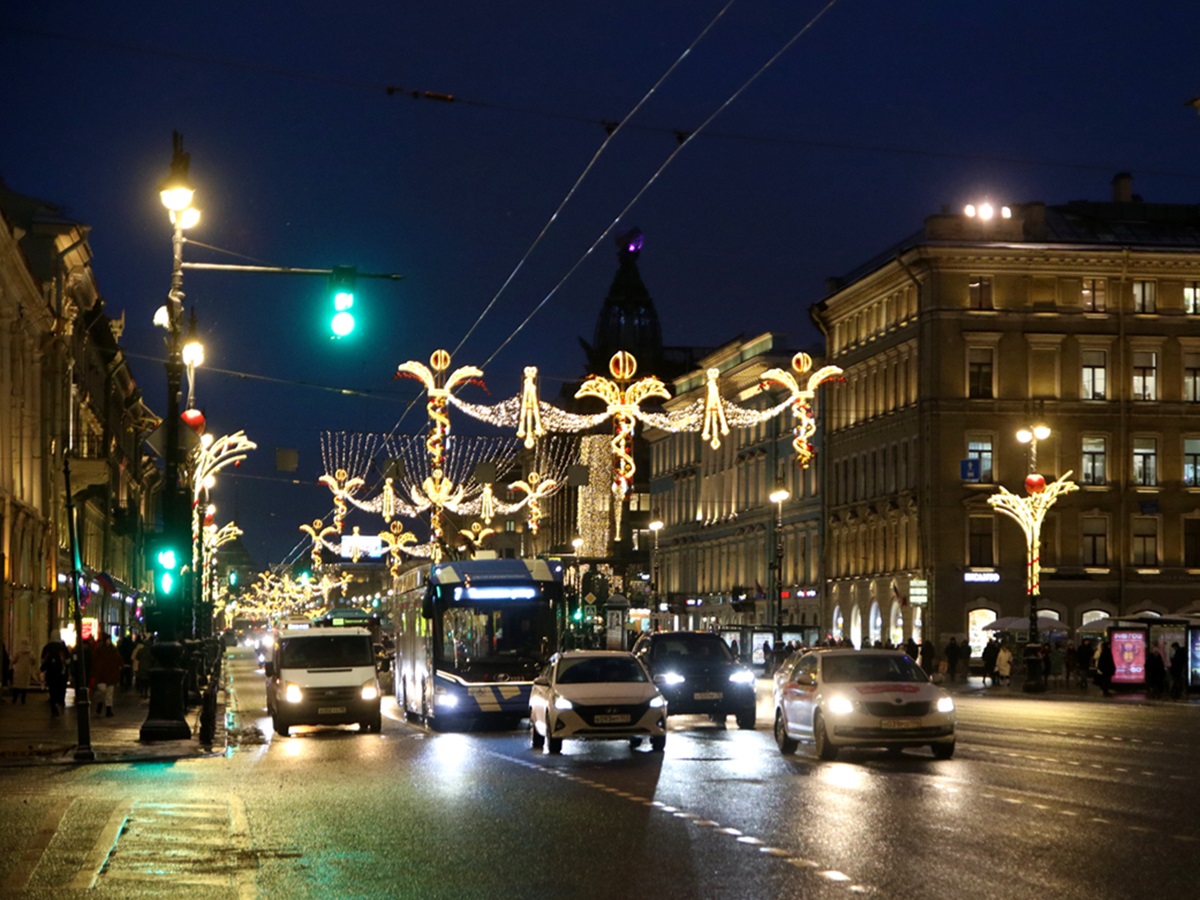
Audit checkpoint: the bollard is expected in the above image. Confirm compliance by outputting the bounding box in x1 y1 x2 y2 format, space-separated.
199 684 217 747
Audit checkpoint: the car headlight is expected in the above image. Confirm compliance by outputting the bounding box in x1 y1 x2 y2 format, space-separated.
657 672 685 686
649 694 666 708
728 669 755 684
826 695 855 716
360 680 379 701
284 682 303 704
553 695 574 711
936 695 955 714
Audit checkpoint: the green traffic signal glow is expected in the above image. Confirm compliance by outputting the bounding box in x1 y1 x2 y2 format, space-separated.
572 608 582 622
160 571 175 595
331 310 355 337
156 548 177 569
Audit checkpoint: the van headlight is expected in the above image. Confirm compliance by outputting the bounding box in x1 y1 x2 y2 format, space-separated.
360 680 379 701
284 683 303 704
826 695 855 716
936 695 955 714
728 669 755 684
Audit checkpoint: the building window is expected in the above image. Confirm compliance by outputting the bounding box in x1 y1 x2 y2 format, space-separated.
1132 351 1157 401
1132 437 1158 486
968 276 993 310
1081 349 1107 400
1132 280 1156 313
1131 517 1158 566
967 437 994 483
1185 353 1200 402
1186 439 1200 487
967 347 994 399
1185 520 1200 567
1081 516 1107 567
1186 282 1200 315
1081 436 1107 485
1082 278 1107 312
967 516 994 567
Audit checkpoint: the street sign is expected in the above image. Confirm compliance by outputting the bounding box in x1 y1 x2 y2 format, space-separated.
961 459 981 482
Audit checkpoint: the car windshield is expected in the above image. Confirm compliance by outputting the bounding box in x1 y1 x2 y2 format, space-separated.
278 634 374 669
651 637 732 664
822 654 927 684
557 656 648 684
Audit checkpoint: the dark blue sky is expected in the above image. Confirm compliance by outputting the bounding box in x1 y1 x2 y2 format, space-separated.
3 2 1200 567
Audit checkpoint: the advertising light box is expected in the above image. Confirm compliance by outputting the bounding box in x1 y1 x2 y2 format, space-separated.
1110 629 1147 684
1190 628 1200 688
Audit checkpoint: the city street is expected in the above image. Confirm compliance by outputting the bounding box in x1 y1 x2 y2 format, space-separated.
0 649 1196 899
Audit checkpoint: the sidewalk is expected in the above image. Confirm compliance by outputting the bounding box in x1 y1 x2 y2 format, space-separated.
0 681 228 767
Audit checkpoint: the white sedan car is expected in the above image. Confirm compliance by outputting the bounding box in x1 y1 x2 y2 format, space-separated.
529 651 667 754
773 649 956 760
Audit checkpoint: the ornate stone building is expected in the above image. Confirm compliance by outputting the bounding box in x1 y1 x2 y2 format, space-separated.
0 181 156 656
812 174 1200 652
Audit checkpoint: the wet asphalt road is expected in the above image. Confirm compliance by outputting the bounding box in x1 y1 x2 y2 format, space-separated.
1 649 1197 899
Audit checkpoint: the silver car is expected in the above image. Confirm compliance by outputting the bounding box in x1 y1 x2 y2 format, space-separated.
773 649 956 760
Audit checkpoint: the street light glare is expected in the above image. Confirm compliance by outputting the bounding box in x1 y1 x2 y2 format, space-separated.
1016 428 1033 444
1033 424 1051 441
182 339 205 368
769 487 790 505
159 185 194 212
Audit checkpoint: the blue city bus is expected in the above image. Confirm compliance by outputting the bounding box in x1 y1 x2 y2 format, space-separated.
393 557 564 729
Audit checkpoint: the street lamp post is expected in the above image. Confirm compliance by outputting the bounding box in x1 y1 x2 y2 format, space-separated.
988 424 1077 693
141 133 200 742
649 515 663 625
769 482 790 649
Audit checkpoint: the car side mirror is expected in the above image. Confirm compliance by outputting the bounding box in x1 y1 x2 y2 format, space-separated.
264 661 275 678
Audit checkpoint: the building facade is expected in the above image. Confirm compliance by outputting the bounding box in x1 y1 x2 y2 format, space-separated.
812 174 1200 653
646 333 824 643
0 182 156 658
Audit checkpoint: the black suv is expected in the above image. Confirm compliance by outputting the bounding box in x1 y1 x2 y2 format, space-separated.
632 632 757 729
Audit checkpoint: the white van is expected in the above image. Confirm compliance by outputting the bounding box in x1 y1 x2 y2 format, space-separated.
265 627 383 736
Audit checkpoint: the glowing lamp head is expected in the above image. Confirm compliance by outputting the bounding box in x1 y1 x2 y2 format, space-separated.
160 185 195 212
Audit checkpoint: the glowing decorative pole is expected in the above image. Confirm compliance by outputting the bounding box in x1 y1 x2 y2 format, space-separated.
760 352 843 469
575 351 669 539
319 468 365 534
299 518 340 572
770 482 790 647
379 522 418 578
397 350 483 556
988 424 1076 693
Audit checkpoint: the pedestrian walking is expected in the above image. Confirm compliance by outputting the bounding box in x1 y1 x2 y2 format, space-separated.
9 638 37 704
994 643 1013 687
1146 645 1167 699
92 637 123 716
1049 643 1066 689
944 637 960 683
40 641 68 716
982 638 999 686
118 631 135 693
1097 640 1116 697
1169 642 1187 700
1075 640 1093 689
132 636 153 698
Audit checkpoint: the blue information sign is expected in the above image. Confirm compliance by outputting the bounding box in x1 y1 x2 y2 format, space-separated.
961 459 981 482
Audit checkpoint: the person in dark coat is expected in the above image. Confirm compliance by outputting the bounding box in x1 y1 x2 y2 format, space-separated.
1075 640 1093 689
40 641 68 716
982 639 1000 687
92 638 124 717
904 636 919 660
1146 645 1167 699
943 637 960 682
1097 640 1116 697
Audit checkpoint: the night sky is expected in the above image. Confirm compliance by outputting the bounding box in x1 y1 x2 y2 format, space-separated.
3 2 1200 568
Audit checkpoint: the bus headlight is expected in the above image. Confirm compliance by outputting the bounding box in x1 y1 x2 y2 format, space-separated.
360 681 379 701
284 683 303 704
433 690 459 708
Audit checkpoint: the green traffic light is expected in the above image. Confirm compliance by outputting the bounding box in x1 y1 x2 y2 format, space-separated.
331 309 355 337
329 267 357 338
572 608 582 622
156 548 177 569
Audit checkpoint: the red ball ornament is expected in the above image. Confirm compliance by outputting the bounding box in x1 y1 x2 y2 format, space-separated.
181 408 206 434
1025 473 1046 494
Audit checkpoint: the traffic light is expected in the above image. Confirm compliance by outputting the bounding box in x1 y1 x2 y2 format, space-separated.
152 540 185 600
329 266 357 338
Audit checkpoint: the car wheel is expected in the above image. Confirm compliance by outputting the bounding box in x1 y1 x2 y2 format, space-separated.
547 736 563 754
273 717 290 737
813 713 839 761
530 719 545 750
774 709 797 755
650 734 666 752
629 737 642 749
736 709 756 730
931 741 955 760
362 713 382 734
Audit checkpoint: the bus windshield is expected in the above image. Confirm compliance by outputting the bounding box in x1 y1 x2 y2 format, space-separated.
440 601 554 671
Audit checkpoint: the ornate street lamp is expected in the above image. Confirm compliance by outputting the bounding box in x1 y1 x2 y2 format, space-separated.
988 425 1077 692
142 133 200 742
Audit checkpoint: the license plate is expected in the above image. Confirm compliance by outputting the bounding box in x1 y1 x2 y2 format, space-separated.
693 691 723 701
318 706 347 715
881 718 918 729
594 714 631 724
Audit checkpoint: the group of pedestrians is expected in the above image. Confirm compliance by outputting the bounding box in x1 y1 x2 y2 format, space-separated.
2 631 156 715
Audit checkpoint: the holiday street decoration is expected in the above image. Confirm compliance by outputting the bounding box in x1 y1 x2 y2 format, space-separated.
759 353 844 469
299 518 340 572
319 468 365 533
507 470 557 534
379 521 419 577
987 471 1078 603
457 520 495 556
187 430 256 600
